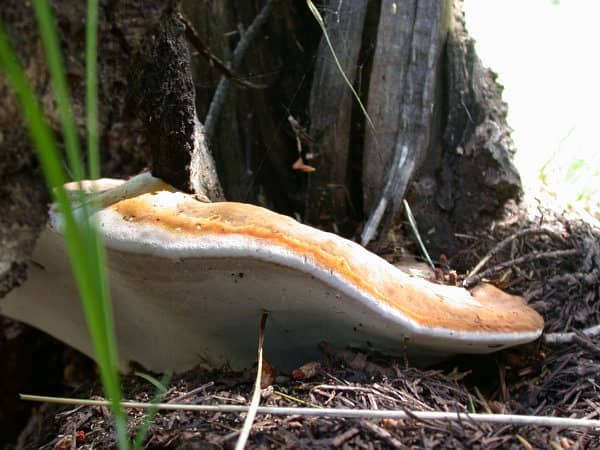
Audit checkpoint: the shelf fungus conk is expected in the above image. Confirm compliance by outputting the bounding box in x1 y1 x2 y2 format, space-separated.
1 174 544 371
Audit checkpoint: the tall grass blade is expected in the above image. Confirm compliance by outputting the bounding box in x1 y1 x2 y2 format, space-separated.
1 2 128 447
132 373 171 450
86 0 100 179
82 3 129 445
31 0 84 181
403 199 435 270
306 0 375 132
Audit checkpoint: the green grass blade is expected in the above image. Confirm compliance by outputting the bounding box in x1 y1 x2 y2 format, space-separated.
84 223 128 448
1 4 129 448
403 199 435 270
132 373 171 450
135 372 170 392
306 0 375 132
0 22 106 410
31 0 85 181
86 0 100 179
82 0 128 446
83 1 128 443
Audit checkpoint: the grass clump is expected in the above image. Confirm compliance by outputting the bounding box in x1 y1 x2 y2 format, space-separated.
0 1 162 448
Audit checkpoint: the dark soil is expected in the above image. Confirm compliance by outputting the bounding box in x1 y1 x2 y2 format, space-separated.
8 204 600 450
0 320 64 446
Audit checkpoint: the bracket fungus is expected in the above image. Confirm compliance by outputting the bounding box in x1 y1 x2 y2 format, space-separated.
0 174 544 372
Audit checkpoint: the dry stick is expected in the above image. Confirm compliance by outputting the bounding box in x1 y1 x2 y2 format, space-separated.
571 331 600 356
544 324 600 345
526 269 600 300
19 394 600 429
235 312 268 450
204 0 275 141
179 13 264 90
516 434 534 450
167 381 214 404
70 427 76 450
465 227 567 282
331 427 360 447
68 172 168 211
462 249 580 289
360 420 407 449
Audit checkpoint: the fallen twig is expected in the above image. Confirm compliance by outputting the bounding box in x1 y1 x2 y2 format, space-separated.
331 427 360 447
167 381 214 404
463 249 579 288
360 420 407 449
235 312 268 450
205 0 275 140
179 12 264 90
571 331 600 356
20 394 600 429
544 324 600 345
466 228 567 280
319 342 394 378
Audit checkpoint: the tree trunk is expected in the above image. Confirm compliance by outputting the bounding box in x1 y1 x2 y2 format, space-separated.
181 0 521 255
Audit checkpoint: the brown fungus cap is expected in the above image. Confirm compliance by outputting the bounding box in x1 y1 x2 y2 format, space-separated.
1 175 544 371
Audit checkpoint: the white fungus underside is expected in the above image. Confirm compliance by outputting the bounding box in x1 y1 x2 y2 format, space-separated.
1 201 542 371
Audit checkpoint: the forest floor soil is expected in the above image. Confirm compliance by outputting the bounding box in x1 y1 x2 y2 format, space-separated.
7 201 600 449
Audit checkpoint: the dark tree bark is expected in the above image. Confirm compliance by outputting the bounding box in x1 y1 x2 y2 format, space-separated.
181 0 520 256
407 2 521 256
306 0 369 231
128 11 223 199
361 0 451 247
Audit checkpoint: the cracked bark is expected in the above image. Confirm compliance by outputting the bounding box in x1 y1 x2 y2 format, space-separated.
127 12 224 199
408 3 522 256
361 0 451 246
305 0 369 232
